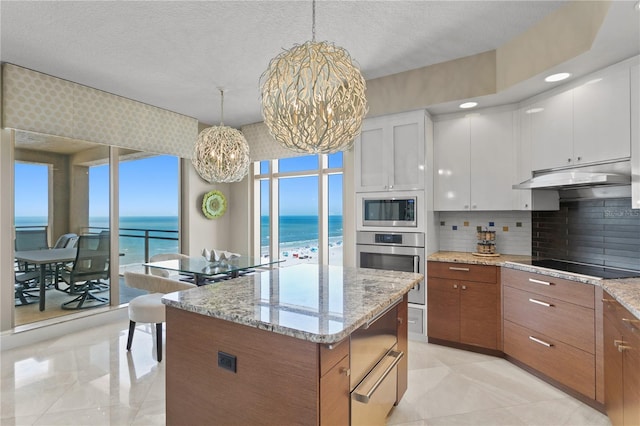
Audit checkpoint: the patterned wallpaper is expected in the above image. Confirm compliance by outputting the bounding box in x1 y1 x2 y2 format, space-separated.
241 121 302 162
2 64 197 159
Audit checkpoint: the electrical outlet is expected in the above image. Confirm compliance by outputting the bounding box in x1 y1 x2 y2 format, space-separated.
218 351 237 373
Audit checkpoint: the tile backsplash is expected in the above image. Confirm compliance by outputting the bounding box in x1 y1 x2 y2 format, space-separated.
532 198 639 271
438 211 532 255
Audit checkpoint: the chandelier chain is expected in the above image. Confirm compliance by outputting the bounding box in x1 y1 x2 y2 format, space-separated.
219 88 224 125
312 0 316 42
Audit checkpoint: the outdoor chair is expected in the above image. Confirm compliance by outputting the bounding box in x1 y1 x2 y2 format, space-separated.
124 271 196 362
53 233 79 248
14 271 40 306
59 233 110 310
15 228 49 271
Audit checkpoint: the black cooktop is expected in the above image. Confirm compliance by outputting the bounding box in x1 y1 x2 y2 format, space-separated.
531 259 640 280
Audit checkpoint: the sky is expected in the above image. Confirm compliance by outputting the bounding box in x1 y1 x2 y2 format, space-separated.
15 153 342 220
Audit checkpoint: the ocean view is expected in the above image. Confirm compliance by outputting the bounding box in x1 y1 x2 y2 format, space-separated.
16 214 343 264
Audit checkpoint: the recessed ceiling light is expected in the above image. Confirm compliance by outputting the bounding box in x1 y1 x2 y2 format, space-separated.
544 72 571 83
636 1 640 11
525 107 544 114
459 102 478 109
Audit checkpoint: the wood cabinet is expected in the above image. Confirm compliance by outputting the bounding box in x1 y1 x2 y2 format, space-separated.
427 262 500 350
502 268 598 400
355 109 426 192
603 292 640 426
529 65 631 171
434 108 518 211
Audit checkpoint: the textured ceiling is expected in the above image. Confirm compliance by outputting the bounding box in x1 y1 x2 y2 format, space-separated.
1 1 638 129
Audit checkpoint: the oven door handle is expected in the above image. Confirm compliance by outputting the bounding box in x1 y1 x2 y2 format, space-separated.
363 297 402 329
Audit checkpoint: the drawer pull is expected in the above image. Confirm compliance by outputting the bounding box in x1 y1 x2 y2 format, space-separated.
408 320 417 324
528 298 553 307
449 267 470 272
529 336 553 347
614 339 626 348
528 278 552 286
352 350 404 403
340 367 351 377
618 345 631 353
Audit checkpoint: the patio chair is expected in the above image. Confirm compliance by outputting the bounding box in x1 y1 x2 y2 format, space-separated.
53 233 79 248
59 233 110 310
15 228 49 271
14 271 40 306
124 271 196 362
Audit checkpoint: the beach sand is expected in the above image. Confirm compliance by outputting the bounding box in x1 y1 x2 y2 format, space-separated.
267 243 343 267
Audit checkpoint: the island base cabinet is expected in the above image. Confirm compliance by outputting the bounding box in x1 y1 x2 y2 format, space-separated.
166 307 322 426
504 320 595 399
320 354 350 426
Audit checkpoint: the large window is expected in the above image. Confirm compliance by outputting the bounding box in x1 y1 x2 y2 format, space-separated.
255 153 343 266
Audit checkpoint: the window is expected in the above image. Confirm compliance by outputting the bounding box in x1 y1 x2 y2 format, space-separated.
255 153 343 266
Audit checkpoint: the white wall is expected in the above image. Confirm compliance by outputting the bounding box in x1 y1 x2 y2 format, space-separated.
437 211 532 255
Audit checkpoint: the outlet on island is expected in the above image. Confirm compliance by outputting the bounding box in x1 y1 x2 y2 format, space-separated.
218 351 237 373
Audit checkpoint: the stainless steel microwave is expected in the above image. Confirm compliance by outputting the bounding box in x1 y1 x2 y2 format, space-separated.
362 196 417 227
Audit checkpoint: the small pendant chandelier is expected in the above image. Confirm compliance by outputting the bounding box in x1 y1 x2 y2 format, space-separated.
260 0 368 154
192 89 250 183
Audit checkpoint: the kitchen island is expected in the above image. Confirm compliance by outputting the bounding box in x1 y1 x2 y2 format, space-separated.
162 263 422 425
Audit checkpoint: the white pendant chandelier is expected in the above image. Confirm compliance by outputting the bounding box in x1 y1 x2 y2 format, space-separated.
260 0 367 154
192 89 250 183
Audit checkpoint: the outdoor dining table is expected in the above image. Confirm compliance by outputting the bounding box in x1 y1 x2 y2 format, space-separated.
14 247 77 311
143 255 283 286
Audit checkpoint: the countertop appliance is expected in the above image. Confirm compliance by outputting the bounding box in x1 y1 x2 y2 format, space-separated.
356 231 425 305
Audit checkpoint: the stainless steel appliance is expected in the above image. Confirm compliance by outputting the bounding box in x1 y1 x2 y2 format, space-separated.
350 298 404 426
356 231 425 305
361 195 417 228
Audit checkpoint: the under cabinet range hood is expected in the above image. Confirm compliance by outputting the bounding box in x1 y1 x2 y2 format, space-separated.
513 161 631 190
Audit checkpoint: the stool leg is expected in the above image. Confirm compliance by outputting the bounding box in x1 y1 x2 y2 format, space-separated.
156 323 163 362
127 320 136 351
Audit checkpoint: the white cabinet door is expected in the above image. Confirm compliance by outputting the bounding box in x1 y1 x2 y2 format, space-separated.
355 110 425 192
573 67 631 165
470 110 518 210
531 90 574 171
632 64 639 209
434 117 471 210
389 113 425 191
357 121 387 191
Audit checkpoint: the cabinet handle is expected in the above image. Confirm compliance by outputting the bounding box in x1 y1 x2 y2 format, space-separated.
529 336 553 347
622 318 640 330
472 204 477 209
528 298 553 308
528 278 552 286
602 298 615 303
614 339 626 348
461 285 467 290
453 284 458 289
618 345 631 353
567 158 572 163
408 320 417 324
464 205 469 209
449 267 470 272
340 367 351 377
576 156 582 161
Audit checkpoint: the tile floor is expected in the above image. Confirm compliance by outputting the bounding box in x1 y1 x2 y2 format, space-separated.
1 320 612 425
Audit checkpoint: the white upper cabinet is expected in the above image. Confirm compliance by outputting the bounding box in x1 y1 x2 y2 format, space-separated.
573 67 631 165
530 90 574 171
434 116 471 210
355 110 426 192
530 65 631 171
434 108 518 211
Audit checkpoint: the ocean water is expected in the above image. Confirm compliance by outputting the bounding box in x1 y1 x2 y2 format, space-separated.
15 214 343 263
260 215 343 254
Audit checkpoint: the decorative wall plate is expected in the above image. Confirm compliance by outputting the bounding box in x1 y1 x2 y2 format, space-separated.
202 190 227 219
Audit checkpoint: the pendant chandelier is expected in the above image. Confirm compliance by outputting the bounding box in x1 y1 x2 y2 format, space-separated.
192 89 250 183
260 0 367 154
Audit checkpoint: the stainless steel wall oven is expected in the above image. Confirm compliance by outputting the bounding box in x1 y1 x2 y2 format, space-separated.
356 231 425 305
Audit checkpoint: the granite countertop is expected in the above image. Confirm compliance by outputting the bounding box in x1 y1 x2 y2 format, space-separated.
427 251 533 266
162 263 422 344
428 251 640 321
